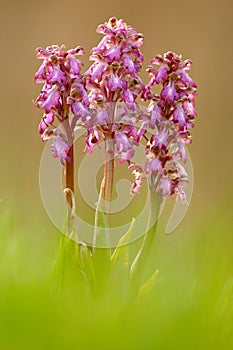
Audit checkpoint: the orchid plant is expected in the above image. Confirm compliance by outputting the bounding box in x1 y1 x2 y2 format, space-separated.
34 17 197 297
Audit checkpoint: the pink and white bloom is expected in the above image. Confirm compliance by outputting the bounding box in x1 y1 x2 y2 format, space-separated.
51 137 71 165
84 129 100 153
34 21 198 204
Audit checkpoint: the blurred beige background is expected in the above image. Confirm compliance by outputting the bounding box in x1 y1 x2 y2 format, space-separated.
0 0 232 226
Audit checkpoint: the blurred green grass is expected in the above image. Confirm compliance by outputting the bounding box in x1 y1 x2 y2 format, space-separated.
0 198 232 350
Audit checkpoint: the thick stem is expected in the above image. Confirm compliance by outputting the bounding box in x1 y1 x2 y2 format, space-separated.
103 103 116 207
103 132 115 204
64 144 74 236
65 144 74 205
63 114 75 236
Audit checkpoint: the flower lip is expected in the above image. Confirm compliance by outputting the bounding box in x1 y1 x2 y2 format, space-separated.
51 137 71 165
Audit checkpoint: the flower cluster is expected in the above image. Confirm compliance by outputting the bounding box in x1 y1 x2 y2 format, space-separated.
34 20 198 203
83 17 146 164
143 51 197 140
34 44 87 163
131 51 197 201
86 17 144 108
143 124 188 202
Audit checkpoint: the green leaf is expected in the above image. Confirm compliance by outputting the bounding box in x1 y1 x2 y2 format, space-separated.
138 269 159 300
111 218 135 266
92 209 111 293
79 243 95 288
108 218 135 298
54 234 80 292
130 221 157 276
130 184 161 282
128 221 158 298
93 210 110 248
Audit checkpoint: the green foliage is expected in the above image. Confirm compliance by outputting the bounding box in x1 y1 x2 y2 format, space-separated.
0 202 232 350
138 268 159 300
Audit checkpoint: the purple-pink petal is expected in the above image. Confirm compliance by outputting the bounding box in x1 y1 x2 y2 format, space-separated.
153 130 169 149
38 119 47 134
123 54 135 73
89 62 106 81
108 75 123 91
95 36 109 51
157 176 172 196
174 104 187 128
149 105 162 129
70 101 90 119
51 137 71 165
105 45 121 61
179 70 197 88
34 61 47 83
118 148 135 165
155 65 168 84
84 129 100 153
176 185 188 203
48 66 65 84
123 89 134 107
41 86 60 113
183 100 196 118
115 133 132 153
145 158 163 173
96 109 110 125
67 54 82 75
130 169 143 196
161 81 177 104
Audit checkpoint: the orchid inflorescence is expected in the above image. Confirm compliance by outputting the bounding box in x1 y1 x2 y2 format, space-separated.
34 17 197 203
